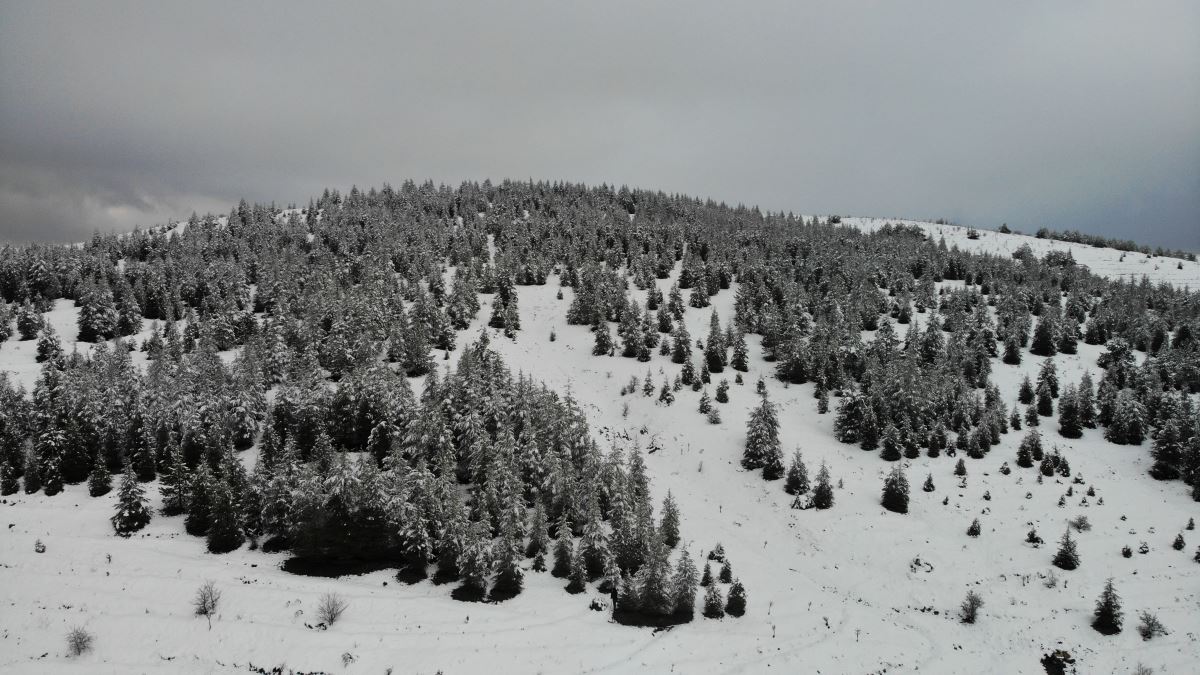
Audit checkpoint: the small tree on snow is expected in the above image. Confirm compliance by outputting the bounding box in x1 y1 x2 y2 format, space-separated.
725 579 747 617
743 394 782 478
702 584 724 619
87 453 112 497
66 626 94 656
193 580 221 629
1092 578 1123 635
811 462 835 510
784 450 809 495
1052 529 1080 570
881 464 910 514
966 518 982 537
659 492 680 548
111 461 151 537
959 590 984 624
1137 611 1167 641
317 592 349 626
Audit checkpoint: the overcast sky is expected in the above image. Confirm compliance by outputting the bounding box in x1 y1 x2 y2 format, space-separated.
1 1 1197 248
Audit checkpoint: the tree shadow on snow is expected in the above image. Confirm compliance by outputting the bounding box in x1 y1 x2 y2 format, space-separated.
281 556 395 578
611 609 694 629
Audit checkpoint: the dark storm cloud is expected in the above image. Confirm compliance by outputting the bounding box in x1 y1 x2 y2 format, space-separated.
1 1 1197 247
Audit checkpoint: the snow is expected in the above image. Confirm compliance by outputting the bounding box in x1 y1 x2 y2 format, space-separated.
2 251 1198 674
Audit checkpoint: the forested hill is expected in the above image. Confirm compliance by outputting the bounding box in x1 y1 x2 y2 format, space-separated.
0 180 1197 672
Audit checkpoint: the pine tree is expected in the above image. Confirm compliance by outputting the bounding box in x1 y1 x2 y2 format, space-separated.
35 326 63 363
15 302 43 341
22 447 41 494
672 548 699 616
1018 376 1034 404
922 473 934 492
660 492 680 548
715 379 730 403
87 453 112 497
526 502 549 558
719 559 733 583
880 423 902 461
881 464 910 514
159 439 189 516
457 522 492 599
966 518 982 537
702 583 725 619
700 562 713 586
552 517 574 578
812 462 834 509
671 323 691 364
1057 386 1082 439
1030 318 1057 357
185 464 215 536
1017 430 1040 468
784 450 809 495
206 472 245 554
1052 528 1080 570
565 551 587 594
743 394 782 477
730 332 749 372
1036 381 1054 417
725 579 747 617
1092 578 1123 635
111 461 151 537
658 379 675 406
680 353 696 386
1002 335 1022 365
0 462 17 496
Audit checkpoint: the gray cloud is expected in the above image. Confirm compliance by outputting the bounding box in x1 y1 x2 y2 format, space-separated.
1 1 1197 248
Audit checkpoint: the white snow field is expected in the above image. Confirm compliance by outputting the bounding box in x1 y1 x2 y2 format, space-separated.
2 224 1198 674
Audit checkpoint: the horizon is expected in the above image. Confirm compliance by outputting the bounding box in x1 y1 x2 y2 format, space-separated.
1 2 1197 249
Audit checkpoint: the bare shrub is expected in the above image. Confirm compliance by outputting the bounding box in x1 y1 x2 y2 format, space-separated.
318 592 348 626
1136 611 1167 641
959 590 984 624
66 626 93 656
193 581 221 629
1069 515 1092 532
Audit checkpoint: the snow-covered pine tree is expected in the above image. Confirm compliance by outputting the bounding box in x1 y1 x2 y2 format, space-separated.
702 583 724 619
725 579 746 617
784 450 809 495
660 492 680 548
881 464 910 514
1092 578 1123 635
1052 528 1080 570
185 463 215 536
111 461 151 537
812 462 834 509
672 547 700 614
743 394 782 478
206 471 245 554
87 452 112 497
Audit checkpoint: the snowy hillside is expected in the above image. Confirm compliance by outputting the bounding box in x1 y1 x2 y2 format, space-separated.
843 217 1200 289
1 191 1197 675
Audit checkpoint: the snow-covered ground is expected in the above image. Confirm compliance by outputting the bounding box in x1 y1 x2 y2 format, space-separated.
2 235 1198 674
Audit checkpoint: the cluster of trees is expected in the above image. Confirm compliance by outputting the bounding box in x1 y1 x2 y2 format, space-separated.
1031 226 1195 262
0 182 776 620
2 320 721 615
